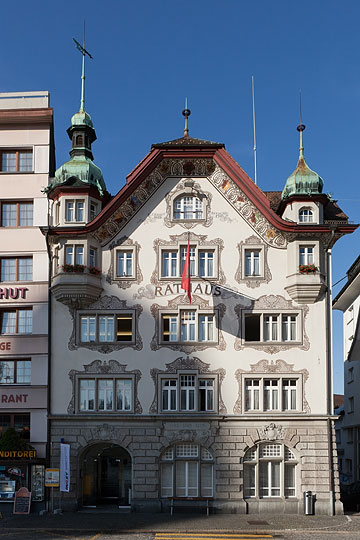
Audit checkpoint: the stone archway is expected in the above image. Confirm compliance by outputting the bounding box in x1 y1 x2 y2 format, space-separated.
81 443 132 507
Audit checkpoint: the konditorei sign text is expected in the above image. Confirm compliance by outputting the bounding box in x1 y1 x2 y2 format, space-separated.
0 450 36 459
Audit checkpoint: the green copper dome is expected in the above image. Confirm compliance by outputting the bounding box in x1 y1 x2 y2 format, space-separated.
71 109 93 128
281 125 324 200
53 154 106 195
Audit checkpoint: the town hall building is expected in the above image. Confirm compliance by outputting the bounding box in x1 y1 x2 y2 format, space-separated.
43 90 357 515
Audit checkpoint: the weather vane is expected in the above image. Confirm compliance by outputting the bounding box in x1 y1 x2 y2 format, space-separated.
73 22 93 113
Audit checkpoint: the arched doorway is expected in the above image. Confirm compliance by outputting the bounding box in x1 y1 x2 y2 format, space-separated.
81 443 132 507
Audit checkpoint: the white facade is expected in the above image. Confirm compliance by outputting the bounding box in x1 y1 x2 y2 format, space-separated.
46 124 357 515
0 92 54 507
333 256 360 484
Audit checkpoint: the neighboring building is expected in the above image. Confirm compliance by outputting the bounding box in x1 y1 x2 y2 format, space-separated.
333 256 360 485
0 92 55 510
44 92 357 515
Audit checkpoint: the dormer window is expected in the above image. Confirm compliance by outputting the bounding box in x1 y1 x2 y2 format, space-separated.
299 208 314 223
65 200 84 223
173 196 203 220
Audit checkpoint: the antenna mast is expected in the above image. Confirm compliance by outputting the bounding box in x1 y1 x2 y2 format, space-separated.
252 76 257 185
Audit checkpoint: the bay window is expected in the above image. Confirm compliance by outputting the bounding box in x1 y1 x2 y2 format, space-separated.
244 444 297 499
299 246 314 266
65 200 85 222
65 245 84 266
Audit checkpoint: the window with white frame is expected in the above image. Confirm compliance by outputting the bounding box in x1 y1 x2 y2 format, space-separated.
161 444 214 498
244 312 299 343
0 359 31 384
79 312 135 343
161 309 216 343
244 377 299 412
65 200 85 222
65 245 84 266
299 246 314 266
78 377 133 412
0 309 32 335
89 247 97 268
116 250 134 278
89 201 98 221
244 444 297 498
161 246 215 279
299 208 314 223
0 257 32 281
173 196 203 220
160 374 215 412
245 249 261 277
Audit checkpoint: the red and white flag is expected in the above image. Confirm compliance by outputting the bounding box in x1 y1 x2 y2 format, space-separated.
181 239 191 304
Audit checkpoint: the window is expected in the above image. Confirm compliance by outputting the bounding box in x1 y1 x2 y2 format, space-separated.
0 413 30 439
160 374 215 412
80 312 134 343
299 246 314 266
0 257 32 281
65 245 84 266
244 444 297 498
245 249 260 277
348 397 354 413
244 312 299 343
1 202 33 227
89 248 97 268
348 367 354 383
299 208 314 223
347 428 354 443
90 202 98 221
116 250 133 277
161 310 216 343
79 377 132 412
0 359 31 384
161 444 213 498
244 378 298 411
0 309 32 334
161 247 215 278
65 200 85 222
173 196 203 220
0 150 32 172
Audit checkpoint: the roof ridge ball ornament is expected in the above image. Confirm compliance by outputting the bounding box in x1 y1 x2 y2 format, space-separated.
182 97 191 138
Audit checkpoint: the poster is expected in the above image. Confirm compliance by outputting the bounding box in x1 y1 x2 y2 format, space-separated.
60 443 70 492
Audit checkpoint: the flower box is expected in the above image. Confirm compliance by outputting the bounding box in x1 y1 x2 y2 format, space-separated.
299 264 318 275
62 264 86 273
88 266 101 276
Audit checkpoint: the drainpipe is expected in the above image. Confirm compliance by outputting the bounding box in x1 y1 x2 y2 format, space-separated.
45 199 53 470
325 228 335 515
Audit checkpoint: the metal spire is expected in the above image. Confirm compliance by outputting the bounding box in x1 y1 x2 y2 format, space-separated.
182 97 191 138
297 90 305 159
252 76 258 185
73 22 93 113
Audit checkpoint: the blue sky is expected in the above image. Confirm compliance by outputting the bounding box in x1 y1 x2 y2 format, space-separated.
1 0 359 393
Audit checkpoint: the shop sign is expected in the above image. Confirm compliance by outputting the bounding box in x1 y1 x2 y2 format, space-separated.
45 468 60 487
7 467 24 477
0 287 28 300
0 342 11 351
0 450 37 459
1 393 28 404
13 487 31 514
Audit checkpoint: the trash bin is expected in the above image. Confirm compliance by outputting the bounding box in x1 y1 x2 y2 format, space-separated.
304 490 314 515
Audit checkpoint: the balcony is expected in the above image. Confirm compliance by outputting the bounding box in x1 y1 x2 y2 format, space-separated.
285 271 326 304
51 268 103 308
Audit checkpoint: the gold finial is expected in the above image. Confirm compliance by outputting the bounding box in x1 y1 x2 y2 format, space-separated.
182 97 191 138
